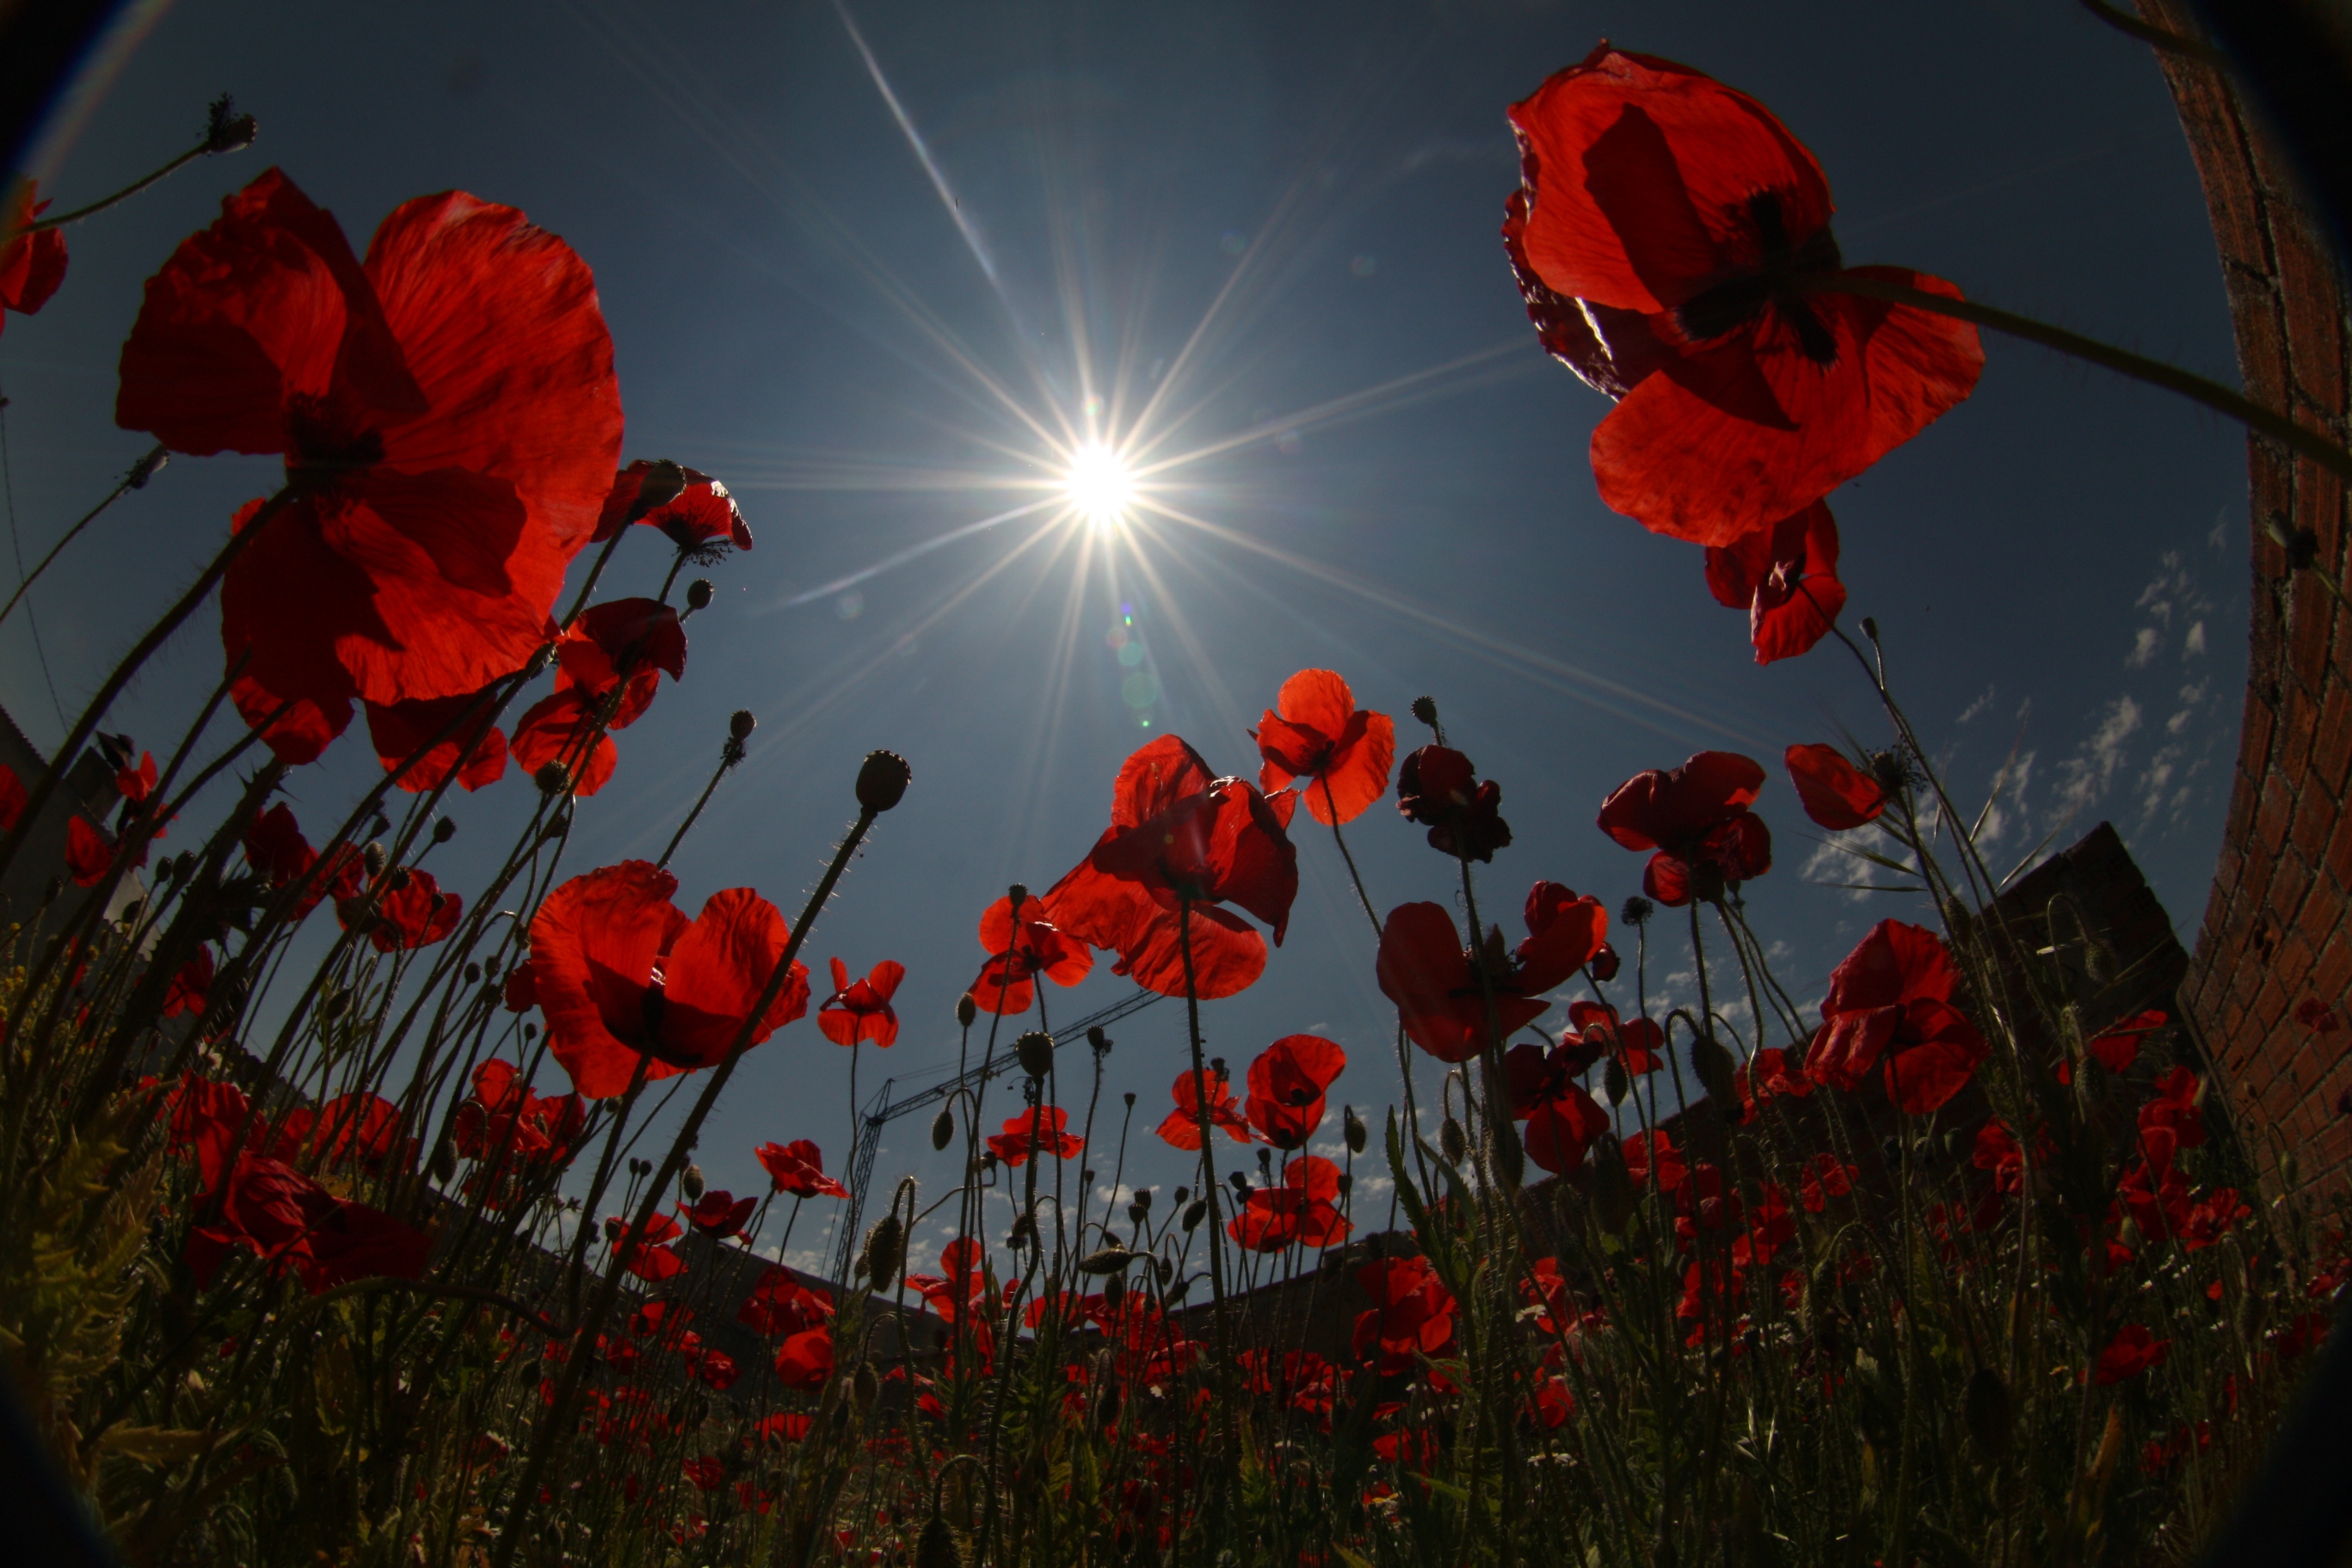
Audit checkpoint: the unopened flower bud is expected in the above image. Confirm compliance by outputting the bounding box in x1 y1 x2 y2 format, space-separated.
1087 1025 1111 1055
855 750 911 812
1589 942 1622 982
1173 1185 1189 1206
1015 1030 1055 1080
932 1108 955 1150
853 1361 881 1411
534 761 570 796
730 710 756 742
865 1214 905 1288
428 1137 458 1184
1861 616 1880 643
430 816 456 844
1228 1169 1252 1198
604 1215 626 1244
1181 1199 1208 1233
369 813 391 839
1440 1116 1468 1167
956 992 978 1029
362 841 388 878
1102 1271 1126 1315
464 962 482 985
1604 1055 1630 1107
1008 1210 1035 1249
680 1165 705 1201
686 578 715 612
1344 1106 1366 1155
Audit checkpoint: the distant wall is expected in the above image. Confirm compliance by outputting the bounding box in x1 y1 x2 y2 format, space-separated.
2144 0 2352 1195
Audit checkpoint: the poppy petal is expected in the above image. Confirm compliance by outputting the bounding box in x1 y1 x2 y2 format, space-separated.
530 861 692 1098
1784 742 1885 830
660 888 809 1067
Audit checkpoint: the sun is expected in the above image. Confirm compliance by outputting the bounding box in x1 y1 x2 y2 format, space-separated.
1062 442 1136 527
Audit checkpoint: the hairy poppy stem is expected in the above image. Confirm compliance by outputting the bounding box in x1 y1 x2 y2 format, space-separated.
1174 895 1238 1485
1319 774 1382 938
0 444 165 630
1793 271 2352 489
496 792 886 1566
19 145 211 234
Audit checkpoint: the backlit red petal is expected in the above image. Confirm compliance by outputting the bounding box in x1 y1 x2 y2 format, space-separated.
530 861 691 1098
1784 743 1885 830
659 888 807 1067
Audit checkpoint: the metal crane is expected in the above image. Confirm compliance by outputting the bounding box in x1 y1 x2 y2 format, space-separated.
828 987 1166 1283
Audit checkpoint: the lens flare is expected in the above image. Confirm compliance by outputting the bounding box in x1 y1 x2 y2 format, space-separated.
1062 444 1135 527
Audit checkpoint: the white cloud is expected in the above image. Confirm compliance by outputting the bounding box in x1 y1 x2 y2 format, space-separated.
2052 696 2144 820
2183 621 2207 657
1799 828 1912 905
1956 685 1996 725
2127 627 2159 668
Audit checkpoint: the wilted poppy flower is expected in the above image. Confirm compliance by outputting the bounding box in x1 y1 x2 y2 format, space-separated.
163 944 214 1018
1524 1085 1610 1174
66 815 115 887
988 1105 1084 1165
1154 1065 1255 1150
1598 751 1770 905
818 957 906 1048
1566 999 1665 1074
685 1189 758 1240
754 1138 847 1199
1228 1155 1351 1251
1253 669 1396 827
363 689 508 792
1244 1034 1347 1149
115 169 622 764
0 763 24 833
0 181 68 335
1395 745 1511 862
1806 919 1987 1114
2095 1323 2170 1385
738 1266 833 1337
345 867 461 952
1045 735 1298 999
594 458 752 556
520 860 809 1098
1503 46 1982 544
1784 742 1885 830
970 894 1092 1016
1376 881 1606 1063
243 802 360 917
1707 503 1845 663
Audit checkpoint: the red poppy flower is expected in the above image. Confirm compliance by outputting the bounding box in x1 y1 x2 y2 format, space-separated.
1395 745 1511 863
114 749 157 804
685 1189 758 1239
1797 1151 1856 1213
1806 919 1987 1114
754 1139 847 1199
1044 735 1297 1000
2078 1008 2167 1078
1242 1034 1346 1149
1598 751 1771 905
507 688 619 797
0 763 24 833
521 860 810 1098
65 815 114 887
454 1059 584 1167
594 459 752 555
1734 1043 1813 1119
2138 1067 2207 1173
0 181 68 334
1505 1037 1599 1111
1783 742 1885 830
681 1454 726 1492
1566 999 1664 1074
751 1411 813 1445
2095 1323 2170 1385
164 1073 255 1193
1228 1155 1351 1251
773 1325 834 1391
1351 1256 1457 1369
184 1152 429 1294
363 689 508 792
345 867 461 952
738 1266 834 1337
243 803 360 916
969 894 1092 1016
1253 669 1396 827
818 957 906 1048
1376 882 1606 1063
1624 1128 1688 1195
623 1241 687 1282
1503 46 1983 544
1524 1085 1609 1174
269 1092 417 1176
115 169 621 764
988 1105 1084 1165
1706 503 1845 663
163 944 214 1018
1154 1065 1255 1150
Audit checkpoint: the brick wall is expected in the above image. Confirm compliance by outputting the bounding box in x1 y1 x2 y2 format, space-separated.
2143 1 2352 1195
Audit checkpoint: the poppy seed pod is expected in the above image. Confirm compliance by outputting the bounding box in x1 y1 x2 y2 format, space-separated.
433 816 457 844
729 710 756 743
1691 1034 1738 1106
1410 695 1439 730
856 750 911 813
1007 882 1028 908
1123 1091 1136 1107
534 761 570 796
1127 1202 1147 1227
680 1165 705 1201
1015 1030 1055 1080
956 993 978 1029
1181 1199 1208 1232
204 94 257 153
1621 895 1653 928
1087 1024 1111 1056
686 577 714 612
603 1215 626 1244
931 1108 955 1150
915 1515 962 1568
362 840 388 879
1173 1185 1189 1206
1132 1186 1152 1210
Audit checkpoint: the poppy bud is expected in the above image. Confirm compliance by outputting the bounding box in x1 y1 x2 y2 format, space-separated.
1604 1056 1630 1108
1122 1091 1136 1108
464 962 482 985
1081 1167 1094 1184
630 1157 650 1178
956 993 977 1029
323 990 351 1021
604 1215 626 1244
1008 882 1029 908
369 813 391 838
204 94 257 153
932 1108 956 1150
1589 942 1622 982
126 445 168 489
534 761 570 796
1229 1169 1252 1198
915 1514 962 1568
153 854 177 882
1088 1025 1111 1056
522 1021 538 1042
1491 1120 1525 1188
1181 1199 1208 1233
686 578 715 612
723 710 756 747
1008 1209 1036 1249
428 1137 458 1185
1173 1185 1189 1206
1156 1255 1174 1286
1861 617 1880 643
1127 1202 1148 1227
363 840 388 879
856 750 911 813
1079 1245 1134 1276
853 1361 881 1412
1691 1034 1738 1107
1337 1171 1352 1196
680 1165 705 1201
1102 1272 1126 1314
1621 896 1653 928
1015 1030 1055 1080
1343 1106 1367 1155
1440 1116 1468 1168
433 817 457 844
1410 695 1439 731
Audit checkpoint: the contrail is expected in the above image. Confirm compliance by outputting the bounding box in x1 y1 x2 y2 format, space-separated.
779 496 1062 606
831 0 1001 289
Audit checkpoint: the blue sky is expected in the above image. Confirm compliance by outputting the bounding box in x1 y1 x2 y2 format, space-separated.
0 0 2249 1274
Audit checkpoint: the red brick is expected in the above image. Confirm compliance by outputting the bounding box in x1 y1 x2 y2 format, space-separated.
2259 772 2296 856
2278 927 2318 995
2257 976 2293 1034
2276 220 2347 417
2269 851 2312 929
2290 784 2337 864
2313 685 2352 801
2288 578 2334 692
2312 923 2352 1001
2241 692 2281 777
2325 802 2352 889
2281 683 2320 781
